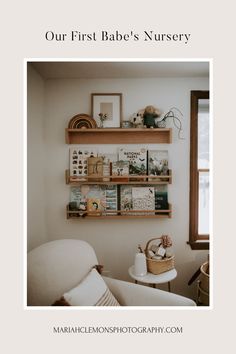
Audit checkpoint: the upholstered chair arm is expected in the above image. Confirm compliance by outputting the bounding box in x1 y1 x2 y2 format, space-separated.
103 277 196 306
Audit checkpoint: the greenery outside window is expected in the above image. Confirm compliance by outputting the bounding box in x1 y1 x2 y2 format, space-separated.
189 91 210 250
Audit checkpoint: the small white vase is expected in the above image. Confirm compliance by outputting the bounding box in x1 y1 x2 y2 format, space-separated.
134 253 147 276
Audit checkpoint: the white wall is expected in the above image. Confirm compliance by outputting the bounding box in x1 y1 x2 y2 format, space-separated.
27 65 47 250
28 70 209 299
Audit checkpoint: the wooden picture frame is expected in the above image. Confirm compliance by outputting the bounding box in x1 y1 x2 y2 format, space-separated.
91 93 122 128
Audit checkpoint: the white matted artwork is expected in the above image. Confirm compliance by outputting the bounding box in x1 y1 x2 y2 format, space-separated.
91 93 122 127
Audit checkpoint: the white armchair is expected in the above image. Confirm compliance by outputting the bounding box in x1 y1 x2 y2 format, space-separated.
27 239 195 306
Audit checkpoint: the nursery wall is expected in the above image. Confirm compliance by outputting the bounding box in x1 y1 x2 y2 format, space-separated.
28 65 209 299
27 65 47 250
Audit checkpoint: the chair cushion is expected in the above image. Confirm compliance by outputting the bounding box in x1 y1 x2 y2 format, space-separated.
54 269 120 306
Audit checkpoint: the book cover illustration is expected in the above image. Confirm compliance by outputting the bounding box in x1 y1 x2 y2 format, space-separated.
87 157 103 181
70 185 107 214
148 150 169 181
86 185 106 214
69 148 97 179
154 185 169 210
132 187 155 215
69 187 86 216
99 152 117 163
87 198 102 214
120 185 133 214
99 153 117 181
112 160 129 182
70 187 82 207
105 185 118 215
118 148 147 177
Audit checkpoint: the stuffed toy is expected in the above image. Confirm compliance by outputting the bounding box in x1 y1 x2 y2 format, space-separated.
129 112 143 128
143 105 162 128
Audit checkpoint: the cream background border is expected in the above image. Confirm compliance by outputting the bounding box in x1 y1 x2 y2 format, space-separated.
1 0 235 352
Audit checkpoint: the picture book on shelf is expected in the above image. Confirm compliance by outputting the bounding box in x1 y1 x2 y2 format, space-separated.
86 185 106 215
87 157 103 181
118 148 147 178
105 185 118 215
70 187 82 208
154 185 169 210
120 185 133 214
112 160 129 182
69 148 97 179
70 185 107 213
98 153 116 182
148 150 168 181
132 187 155 215
87 198 102 213
86 185 106 204
99 152 117 163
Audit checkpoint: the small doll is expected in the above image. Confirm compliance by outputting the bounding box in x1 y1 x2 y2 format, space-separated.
143 105 161 128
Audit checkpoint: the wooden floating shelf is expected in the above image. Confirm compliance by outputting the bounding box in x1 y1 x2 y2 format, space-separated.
65 170 172 185
66 204 172 219
65 128 172 144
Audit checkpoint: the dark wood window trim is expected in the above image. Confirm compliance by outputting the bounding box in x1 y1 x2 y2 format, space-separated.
188 91 210 250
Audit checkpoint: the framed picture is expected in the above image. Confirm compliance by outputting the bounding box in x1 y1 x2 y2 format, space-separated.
91 93 122 128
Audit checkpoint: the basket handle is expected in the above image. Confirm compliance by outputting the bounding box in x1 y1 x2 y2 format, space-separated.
144 237 162 257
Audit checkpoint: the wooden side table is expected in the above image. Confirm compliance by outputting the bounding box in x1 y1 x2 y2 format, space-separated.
128 265 177 292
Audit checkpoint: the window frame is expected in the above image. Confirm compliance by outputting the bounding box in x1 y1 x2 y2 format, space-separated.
189 90 210 250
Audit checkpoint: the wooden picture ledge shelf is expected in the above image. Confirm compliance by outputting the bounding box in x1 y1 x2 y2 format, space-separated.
65 128 172 144
65 169 172 185
66 204 172 219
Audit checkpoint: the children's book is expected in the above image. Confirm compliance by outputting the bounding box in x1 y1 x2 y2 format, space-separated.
87 198 102 213
86 185 106 214
112 160 129 182
87 157 103 181
148 150 168 181
120 185 133 214
105 185 118 215
99 153 117 181
132 187 155 215
70 187 82 207
69 148 97 179
118 148 147 179
154 185 169 210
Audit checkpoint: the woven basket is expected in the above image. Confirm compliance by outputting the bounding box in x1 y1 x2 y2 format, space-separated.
200 261 209 294
198 261 209 305
145 237 174 275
